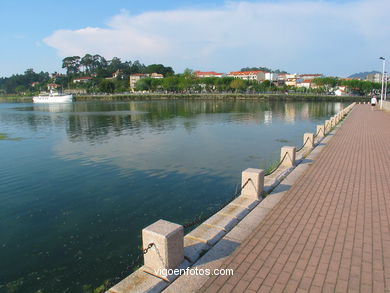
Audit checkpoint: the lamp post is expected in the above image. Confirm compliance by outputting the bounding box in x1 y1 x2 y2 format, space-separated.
380 57 386 109
385 72 388 101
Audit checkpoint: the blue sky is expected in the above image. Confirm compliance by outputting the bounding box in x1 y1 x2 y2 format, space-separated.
1 0 389 77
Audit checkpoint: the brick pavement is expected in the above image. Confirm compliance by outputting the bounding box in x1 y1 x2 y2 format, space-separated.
201 105 390 293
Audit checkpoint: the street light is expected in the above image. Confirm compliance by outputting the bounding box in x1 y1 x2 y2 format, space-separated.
385 72 388 101
380 57 386 109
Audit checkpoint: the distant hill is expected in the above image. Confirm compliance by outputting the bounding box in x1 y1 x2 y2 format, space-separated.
240 67 288 74
348 71 380 79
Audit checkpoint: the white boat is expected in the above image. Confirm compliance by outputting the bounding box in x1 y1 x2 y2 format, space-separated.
33 90 73 103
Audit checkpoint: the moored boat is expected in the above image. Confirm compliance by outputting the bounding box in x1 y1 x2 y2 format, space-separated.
33 90 73 103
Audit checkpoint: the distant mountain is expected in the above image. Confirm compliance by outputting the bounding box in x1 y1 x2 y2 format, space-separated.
348 71 380 79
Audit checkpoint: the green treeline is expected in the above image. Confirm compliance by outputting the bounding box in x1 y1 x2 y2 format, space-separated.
134 72 279 93
0 54 382 96
311 77 381 95
0 69 50 95
133 74 380 96
0 54 174 95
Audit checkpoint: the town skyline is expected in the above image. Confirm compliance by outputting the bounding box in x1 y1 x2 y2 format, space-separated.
1 0 389 78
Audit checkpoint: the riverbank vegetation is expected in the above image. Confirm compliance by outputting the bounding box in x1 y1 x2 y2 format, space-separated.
0 54 382 98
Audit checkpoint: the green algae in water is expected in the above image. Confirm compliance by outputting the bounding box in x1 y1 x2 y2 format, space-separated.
0 133 23 141
5 277 24 292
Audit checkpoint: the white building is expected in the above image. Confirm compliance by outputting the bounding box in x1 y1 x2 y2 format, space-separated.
265 72 278 81
73 77 93 83
366 73 382 83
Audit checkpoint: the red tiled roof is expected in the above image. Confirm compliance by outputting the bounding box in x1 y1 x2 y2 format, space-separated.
228 70 267 75
195 71 224 76
130 73 148 76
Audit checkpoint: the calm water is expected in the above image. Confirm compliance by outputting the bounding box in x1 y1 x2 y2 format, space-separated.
0 100 346 292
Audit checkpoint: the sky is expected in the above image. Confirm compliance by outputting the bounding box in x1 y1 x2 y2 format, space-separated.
1 0 389 78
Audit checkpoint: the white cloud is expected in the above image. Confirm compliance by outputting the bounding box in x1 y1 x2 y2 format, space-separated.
43 0 390 76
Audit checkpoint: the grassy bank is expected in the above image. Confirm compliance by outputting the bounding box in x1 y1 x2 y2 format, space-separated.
0 96 32 102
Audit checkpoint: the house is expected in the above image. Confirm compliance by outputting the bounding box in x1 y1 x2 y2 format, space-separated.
366 73 382 83
285 74 299 87
334 86 348 96
265 72 278 81
73 77 93 83
150 73 164 79
112 70 121 78
296 79 313 89
129 73 164 90
227 70 266 82
194 71 224 78
106 70 122 80
277 73 287 81
47 83 60 90
129 74 148 90
335 89 347 96
31 82 40 87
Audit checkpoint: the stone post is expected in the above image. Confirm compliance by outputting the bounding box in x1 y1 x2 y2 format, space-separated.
317 125 325 138
241 168 264 199
142 220 184 273
280 146 296 167
303 133 314 150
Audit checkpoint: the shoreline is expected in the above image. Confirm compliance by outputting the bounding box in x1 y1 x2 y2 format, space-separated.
0 93 368 103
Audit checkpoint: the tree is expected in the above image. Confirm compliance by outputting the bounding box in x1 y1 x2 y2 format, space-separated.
62 56 81 75
162 76 179 92
145 64 174 76
312 77 338 90
80 54 94 73
182 68 194 79
230 79 245 92
99 80 115 93
108 57 123 73
15 85 26 94
135 78 152 91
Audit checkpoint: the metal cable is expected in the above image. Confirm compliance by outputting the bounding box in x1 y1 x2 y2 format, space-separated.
313 127 321 138
264 151 288 176
296 136 311 152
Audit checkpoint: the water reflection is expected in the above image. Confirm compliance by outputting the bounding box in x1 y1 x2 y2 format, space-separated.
2 101 344 141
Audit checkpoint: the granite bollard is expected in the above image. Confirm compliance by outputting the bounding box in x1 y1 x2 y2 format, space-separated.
142 220 184 274
303 133 314 150
280 146 296 167
316 125 325 138
241 168 264 199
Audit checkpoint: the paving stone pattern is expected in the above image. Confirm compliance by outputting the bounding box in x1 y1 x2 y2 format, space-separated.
201 105 390 293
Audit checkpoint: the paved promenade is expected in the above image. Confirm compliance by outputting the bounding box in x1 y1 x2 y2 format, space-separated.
201 105 390 292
